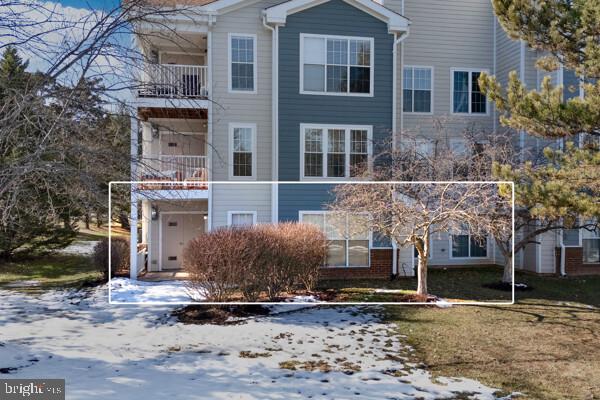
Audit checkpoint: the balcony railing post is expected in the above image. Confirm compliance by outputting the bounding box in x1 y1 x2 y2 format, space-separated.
139 64 207 99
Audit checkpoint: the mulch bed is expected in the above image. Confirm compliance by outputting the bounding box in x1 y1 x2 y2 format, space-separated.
173 305 271 325
482 281 532 292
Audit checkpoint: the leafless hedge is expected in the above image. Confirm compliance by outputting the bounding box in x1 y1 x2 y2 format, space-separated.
182 223 327 302
93 237 130 281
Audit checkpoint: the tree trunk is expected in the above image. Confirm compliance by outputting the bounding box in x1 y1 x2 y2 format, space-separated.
416 254 428 296
415 235 429 296
502 254 513 284
84 213 90 229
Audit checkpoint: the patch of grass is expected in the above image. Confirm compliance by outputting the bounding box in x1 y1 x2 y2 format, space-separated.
239 351 272 358
75 225 129 241
0 254 101 287
319 267 511 302
383 272 600 400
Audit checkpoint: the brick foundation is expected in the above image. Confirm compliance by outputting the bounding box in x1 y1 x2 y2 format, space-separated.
319 249 395 279
555 247 600 276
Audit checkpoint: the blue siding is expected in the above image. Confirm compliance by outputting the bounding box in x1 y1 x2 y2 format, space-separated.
277 0 394 238
278 184 335 222
277 0 394 181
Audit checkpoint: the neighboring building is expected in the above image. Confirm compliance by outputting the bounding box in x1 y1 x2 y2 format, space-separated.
128 0 598 280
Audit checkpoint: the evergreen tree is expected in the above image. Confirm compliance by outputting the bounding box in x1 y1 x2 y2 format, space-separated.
479 0 600 271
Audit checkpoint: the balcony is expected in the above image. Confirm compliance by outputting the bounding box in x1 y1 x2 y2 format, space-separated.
140 155 208 190
138 64 208 99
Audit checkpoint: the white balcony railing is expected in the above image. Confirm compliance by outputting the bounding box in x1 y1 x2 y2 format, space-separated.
140 155 208 190
138 64 208 99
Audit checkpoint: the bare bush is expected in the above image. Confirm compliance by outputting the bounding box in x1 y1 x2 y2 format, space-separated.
182 229 244 302
182 223 327 302
93 237 129 281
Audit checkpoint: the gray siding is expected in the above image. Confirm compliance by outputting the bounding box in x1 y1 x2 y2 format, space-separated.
399 0 495 138
277 0 394 181
210 0 279 181
211 183 272 228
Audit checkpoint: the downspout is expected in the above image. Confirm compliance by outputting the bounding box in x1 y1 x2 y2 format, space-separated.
391 30 409 275
263 15 279 222
559 229 566 276
392 31 409 151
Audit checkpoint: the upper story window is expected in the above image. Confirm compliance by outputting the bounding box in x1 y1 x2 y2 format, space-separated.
229 34 256 93
403 66 433 113
452 68 488 115
301 34 374 96
229 123 256 179
301 124 372 180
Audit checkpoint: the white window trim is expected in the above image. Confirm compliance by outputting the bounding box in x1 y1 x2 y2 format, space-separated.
448 233 489 260
228 123 257 180
403 65 434 115
300 123 373 181
299 33 375 97
227 211 258 227
228 33 257 94
299 210 372 268
450 67 490 116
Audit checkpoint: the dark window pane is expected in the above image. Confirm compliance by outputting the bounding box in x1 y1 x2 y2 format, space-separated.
470 236 487 257
350 154 368 177
327 153 345 177
232 63 254 91
413 90 431 112
233 153 252 176
471 72 486 113
326 65 347 92
453 71 469 113
350 66 370 93
304 153 323 177
452 234 469 257
403 89 413 112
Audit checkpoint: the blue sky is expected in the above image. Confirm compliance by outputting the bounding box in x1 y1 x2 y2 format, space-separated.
58 0 120 11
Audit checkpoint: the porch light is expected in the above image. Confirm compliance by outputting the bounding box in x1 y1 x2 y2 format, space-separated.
151 206 159 221
203 215 208 220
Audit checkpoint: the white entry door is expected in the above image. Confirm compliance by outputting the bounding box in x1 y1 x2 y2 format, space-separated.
161 214 205 270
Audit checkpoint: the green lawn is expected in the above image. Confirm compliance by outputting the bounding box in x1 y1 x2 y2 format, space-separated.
319 267 512 302
0 253 102 287
381 271 600 400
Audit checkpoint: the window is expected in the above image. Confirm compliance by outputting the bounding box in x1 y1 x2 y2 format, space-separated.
229 123 256 179
301 34 373 96
228 211 257 227
229 34 256 93
582 226 600 264
451 233 487 258
452 69 487 114
300 212 370 267
301 124 371 179
403 67 432 113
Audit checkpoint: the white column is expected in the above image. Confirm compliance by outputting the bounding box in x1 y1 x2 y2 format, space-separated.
130 116 139 280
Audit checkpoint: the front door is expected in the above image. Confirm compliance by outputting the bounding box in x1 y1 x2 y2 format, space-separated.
161 214 206 270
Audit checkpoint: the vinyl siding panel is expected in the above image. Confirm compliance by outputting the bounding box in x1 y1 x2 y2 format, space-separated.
211 183 272 228
400 0 495 138
210 0 280 181
277 0 394 181
278 184 335 222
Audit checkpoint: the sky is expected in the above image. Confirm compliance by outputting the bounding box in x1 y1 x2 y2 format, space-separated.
57 0 120 11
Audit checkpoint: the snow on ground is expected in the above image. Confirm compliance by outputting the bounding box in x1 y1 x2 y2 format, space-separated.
0 286 510 400
59 241 99 256
110 277 194 303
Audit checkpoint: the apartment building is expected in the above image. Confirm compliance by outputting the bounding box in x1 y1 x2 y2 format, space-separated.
128 0 599 280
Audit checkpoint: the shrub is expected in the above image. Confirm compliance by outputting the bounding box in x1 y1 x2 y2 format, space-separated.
182 229 245 302
182 223 327 302
93 237 130 281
